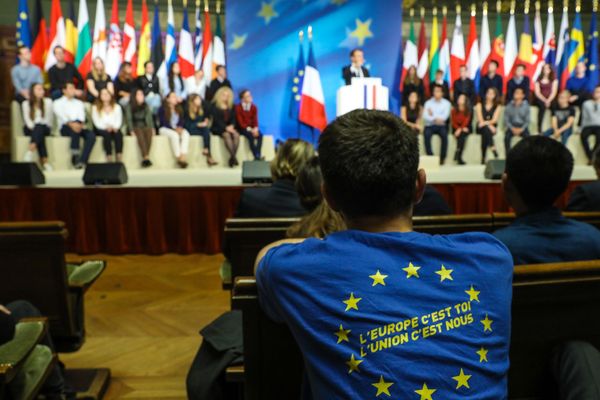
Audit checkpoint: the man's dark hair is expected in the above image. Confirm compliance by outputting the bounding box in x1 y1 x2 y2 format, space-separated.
62 81 74 90
506 136 574 211
17 45 28 55
431 83 444 93
516 63 526 70
489 60 499 67
53 45 63 54
350 48 363 57
238 89 249 100
216 65 226 72
144 60 153 68
319 110 419 218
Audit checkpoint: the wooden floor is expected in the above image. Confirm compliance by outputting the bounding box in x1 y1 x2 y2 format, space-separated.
60 254 230 399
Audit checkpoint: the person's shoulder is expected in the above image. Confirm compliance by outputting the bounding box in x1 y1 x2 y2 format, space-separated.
446 231 511 256
257 238 321 278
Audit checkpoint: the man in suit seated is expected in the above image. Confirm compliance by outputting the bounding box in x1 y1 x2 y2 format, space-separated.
566 148 600 211
494 136 600 264
255 109 513 399
342 48 370 85
206 65 232 102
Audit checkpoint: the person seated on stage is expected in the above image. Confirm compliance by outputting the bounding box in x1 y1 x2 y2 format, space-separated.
504 87 530 155
451 94 472 165
342 48 370 86
206 65 232 102
580 86 600 164
21 83 53 171
53 82 96 169
235 89 263 161
186 69 208 100
479 60 503 102
136 61 161 112
11 46 43 103
401 65 424 105
506 64 530 104
48 46 84 100
184 94 217 166
92 88 123 163
161 62 187 104
413 185 453 216
86 57 114 103
235 139 315 218
423 84 452 164
452 65 476 106
114 62 135 108
567 61 591 122
255 109 513 399
543 90 575 146
400 91 423 135
494 136 600 264
475 87 501 164
533 64 558 133
210 87 240 168
429 69 450 100
158 91 190 169
566 148 600 212
126 88 155 168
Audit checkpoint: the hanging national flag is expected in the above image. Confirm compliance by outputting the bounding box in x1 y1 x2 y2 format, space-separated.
201 7 213 83
105 0 122 79
556 7 570 89
92 0 107 62
299 41 327 131
567 10 585 77
159 0 178 80
428 9 439 83
44 0 66 71
75 0 92 77
400 11 418 89
586 8 599 92
450 9 465 89
439 9 451 83
30 0 48 69
151 2 164 76
212 13 226 79
122 0 137 76
64 0 78 63
517 11 534 82
504 9 518 80
466 8 480 93
416 10 428 80
16 0 31 48
137 0 151 76
289 37 305 119
194 3 203 70
489 8 505 78
543 4 556 66
178 3 195 78
531 6 545 88
479 7 491 76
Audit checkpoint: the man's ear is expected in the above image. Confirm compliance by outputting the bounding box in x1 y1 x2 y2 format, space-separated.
322 182 340 212
414 168 427 205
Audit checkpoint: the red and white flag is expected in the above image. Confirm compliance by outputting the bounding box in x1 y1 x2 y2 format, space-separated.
466 10 480 86
400 14 418 88
417 12 429 79
105 0 122 79
44 0 65 71
201 9 213 84
178 5 195 78
122 0 136 75
450 11 465 89
299 43 327 131
531 7 545 85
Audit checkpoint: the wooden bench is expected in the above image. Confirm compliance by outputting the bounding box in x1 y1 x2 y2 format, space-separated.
232 259 600 399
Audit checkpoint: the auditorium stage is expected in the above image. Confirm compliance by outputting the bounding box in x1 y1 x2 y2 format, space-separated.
0 165 594 255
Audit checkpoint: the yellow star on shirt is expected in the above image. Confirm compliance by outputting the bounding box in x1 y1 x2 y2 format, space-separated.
350 18 374 46
465 285 480 302
345 354 363 374
477 346 489 362
369 270 388 286
257 1 278 25
481 314 493 332
343 292 361 312
415 383 437 400
403 262 421 278
452 368 472 389
334 324 351 344
372 375 393 397
435 265 454 282
229 33 248 50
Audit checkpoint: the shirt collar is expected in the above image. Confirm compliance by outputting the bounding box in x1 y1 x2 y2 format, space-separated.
513 207 563 225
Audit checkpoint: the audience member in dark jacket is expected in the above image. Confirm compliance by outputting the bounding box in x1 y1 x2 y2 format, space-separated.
479 61 504 101
452 65 476 106
413 185 453 216
566 149 600 211
506 64 531 104
206 65 232 102
48 46 84 99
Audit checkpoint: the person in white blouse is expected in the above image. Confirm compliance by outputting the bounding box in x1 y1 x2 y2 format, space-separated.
91 88 124 162
185 69 207 99
53 82 96 169
21 83 53 171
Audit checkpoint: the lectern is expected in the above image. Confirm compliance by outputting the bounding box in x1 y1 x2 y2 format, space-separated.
336 77 389 116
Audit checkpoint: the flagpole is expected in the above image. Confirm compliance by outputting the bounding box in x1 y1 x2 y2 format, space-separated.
297 29 304 139
308 25 316 145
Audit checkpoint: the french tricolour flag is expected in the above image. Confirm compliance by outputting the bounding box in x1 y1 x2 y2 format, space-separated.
178 6 195 79
299 42 327 131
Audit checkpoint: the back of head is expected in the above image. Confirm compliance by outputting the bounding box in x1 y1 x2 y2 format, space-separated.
271 139 315 181
319 109 419 218
295 156 323 212
506 136 574 211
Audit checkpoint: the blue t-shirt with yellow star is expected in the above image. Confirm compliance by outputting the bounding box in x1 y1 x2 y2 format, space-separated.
257 230 513 399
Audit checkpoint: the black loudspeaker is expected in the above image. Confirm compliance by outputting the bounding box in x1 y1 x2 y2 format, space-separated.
0 163 45 186
484 159 506 180
83 163 128 185
242 160 272 184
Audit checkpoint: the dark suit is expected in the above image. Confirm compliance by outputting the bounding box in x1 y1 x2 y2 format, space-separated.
235 179 307 218
566 181 600 212
413 185 453 216
342 65 370 85
206 78 232 102
453 78 476 106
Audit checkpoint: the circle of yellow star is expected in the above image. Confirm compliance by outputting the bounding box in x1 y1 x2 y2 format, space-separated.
403 262 421 278
435 265 454 282
229 33 248 50
415 382 437 400
452 368 472 389
350 18 374 46
257 1 278 25
334 324 351 344
372 375 393 397
465 285 480 302
345 354 363 374
20 12 27 20
343 292 361 312
477 347 489 362
369 269 388 286
481 314 493 332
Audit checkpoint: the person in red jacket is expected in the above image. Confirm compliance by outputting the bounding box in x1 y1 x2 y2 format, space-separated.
235 89 263 160
451 93 472 165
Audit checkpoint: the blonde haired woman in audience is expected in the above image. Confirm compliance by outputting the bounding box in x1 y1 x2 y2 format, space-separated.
158 91 190 168
210 87 240 167
86 57 114 102
126 88 155 168
91 88 123 162
22 83 53 170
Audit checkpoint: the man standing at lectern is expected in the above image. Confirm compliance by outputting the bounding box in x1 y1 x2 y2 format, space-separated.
342 49 370 85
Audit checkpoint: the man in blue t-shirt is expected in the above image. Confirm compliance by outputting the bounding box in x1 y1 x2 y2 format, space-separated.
256 110 513 399
494 136 600 265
